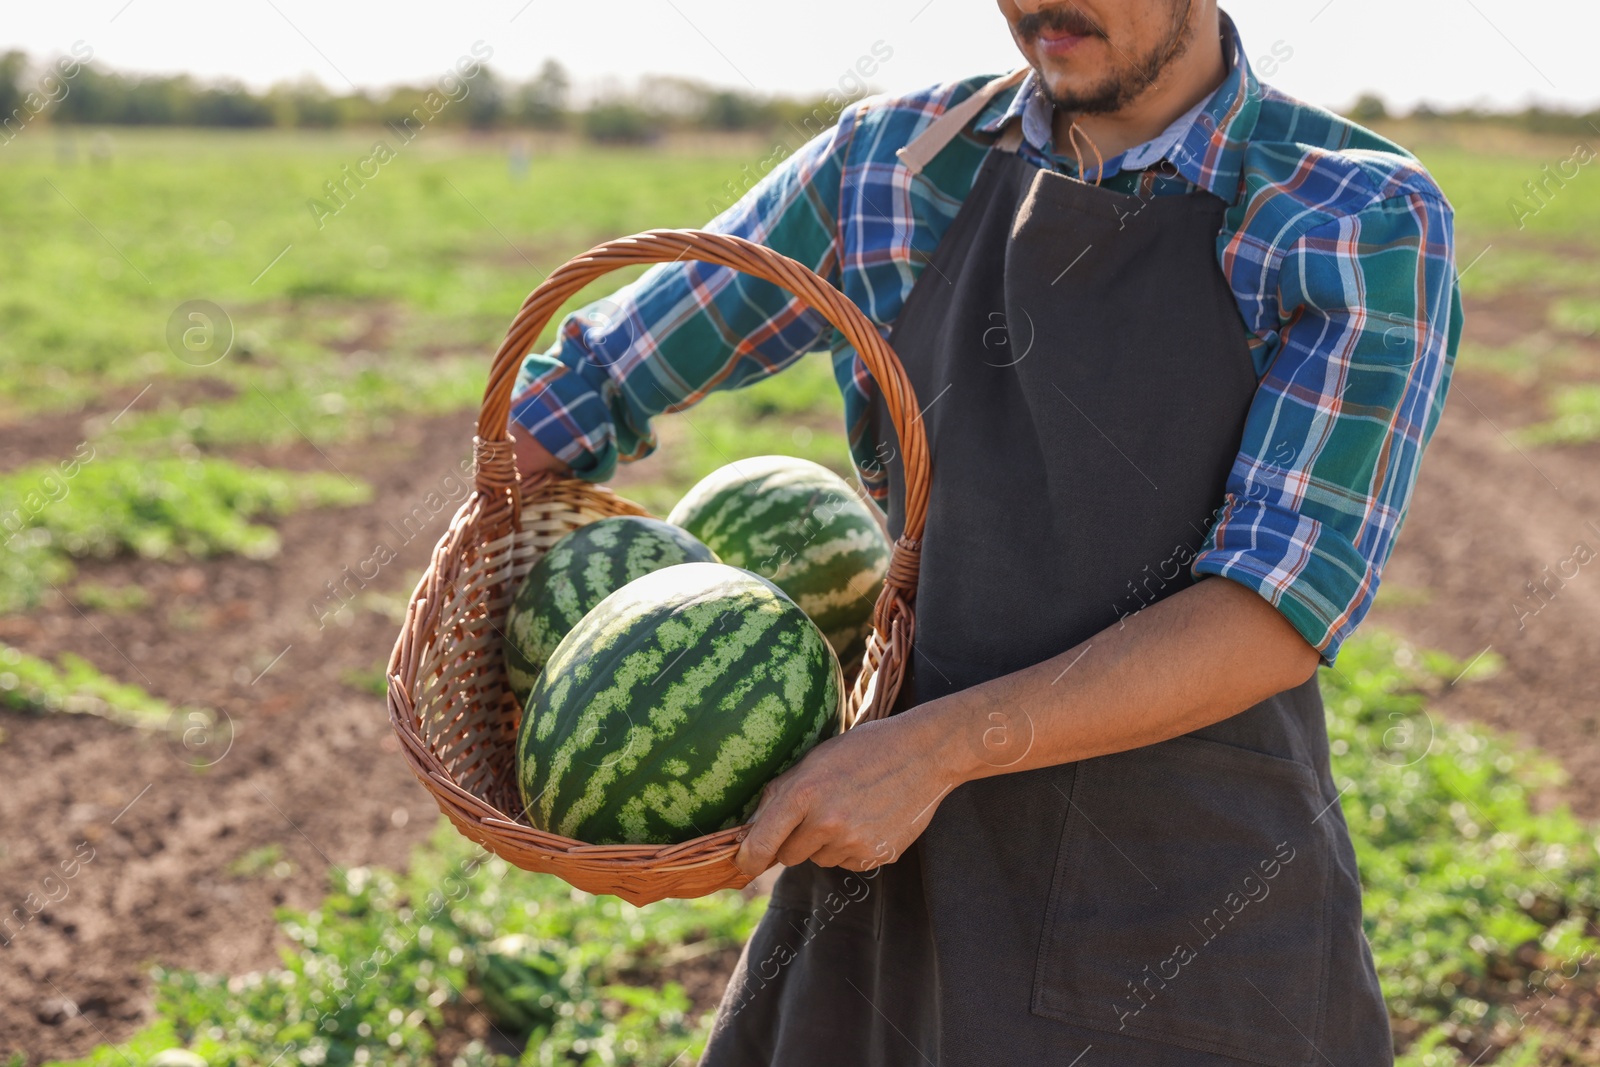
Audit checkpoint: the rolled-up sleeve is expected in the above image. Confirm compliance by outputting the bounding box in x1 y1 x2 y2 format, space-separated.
508 116 856 482
1192 189 1463 664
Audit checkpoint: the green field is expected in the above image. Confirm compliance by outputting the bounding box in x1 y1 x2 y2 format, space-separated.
3 122 1600 1066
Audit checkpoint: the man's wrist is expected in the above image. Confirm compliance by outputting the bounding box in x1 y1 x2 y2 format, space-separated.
509 421 572 479
902 694 998 793
899 688 1022 789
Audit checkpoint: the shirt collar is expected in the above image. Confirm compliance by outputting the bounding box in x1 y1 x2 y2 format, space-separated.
973 9 1260 204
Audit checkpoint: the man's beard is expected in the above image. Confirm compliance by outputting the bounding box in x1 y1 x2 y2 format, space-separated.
1017 3 1195 115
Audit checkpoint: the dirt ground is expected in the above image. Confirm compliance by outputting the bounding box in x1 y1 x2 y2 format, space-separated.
0 410 481 1057
1366 368 1600 815
1 284 1598 1061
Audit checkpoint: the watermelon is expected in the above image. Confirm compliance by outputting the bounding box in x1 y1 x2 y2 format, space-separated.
666 456 891 665
517 562 843 845
474 934 564 1035
503 516 718 706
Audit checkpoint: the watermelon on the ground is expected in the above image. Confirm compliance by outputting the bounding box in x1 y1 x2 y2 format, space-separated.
502 516 718 706
666 456 891 666
474 933 563 1035
517 562 843 846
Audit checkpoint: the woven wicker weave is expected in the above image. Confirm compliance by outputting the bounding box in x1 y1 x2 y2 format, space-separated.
386 229 930 906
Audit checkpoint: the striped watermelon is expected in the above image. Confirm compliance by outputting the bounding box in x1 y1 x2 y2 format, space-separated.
517 562 843 846
666 456 891 666
503 516 718 707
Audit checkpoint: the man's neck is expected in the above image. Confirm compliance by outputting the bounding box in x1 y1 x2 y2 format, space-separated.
1050 10 1228 167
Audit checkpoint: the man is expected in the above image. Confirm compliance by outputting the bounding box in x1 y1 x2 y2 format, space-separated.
509 1 1460 1063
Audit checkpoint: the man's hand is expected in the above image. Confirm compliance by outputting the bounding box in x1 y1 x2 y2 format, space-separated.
510 421 572 481
733 713 958 877
730 576 1320 879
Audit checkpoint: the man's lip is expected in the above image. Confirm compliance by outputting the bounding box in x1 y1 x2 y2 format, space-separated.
1033 28 1094 55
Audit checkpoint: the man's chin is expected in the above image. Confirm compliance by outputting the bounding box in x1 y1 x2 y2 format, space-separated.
1013 47 1107 110
1032 72 1122 115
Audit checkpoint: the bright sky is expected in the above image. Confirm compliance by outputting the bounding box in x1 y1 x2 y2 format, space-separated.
5 0 1598 113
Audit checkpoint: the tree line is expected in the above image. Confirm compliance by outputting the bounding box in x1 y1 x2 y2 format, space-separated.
2 50 1596 144
1345 92 1600 140
0 51 879 143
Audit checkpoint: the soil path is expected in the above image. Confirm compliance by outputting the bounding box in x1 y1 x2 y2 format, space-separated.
1366 369 1600 814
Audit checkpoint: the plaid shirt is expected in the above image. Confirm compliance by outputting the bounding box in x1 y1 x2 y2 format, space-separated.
510 13 1462 665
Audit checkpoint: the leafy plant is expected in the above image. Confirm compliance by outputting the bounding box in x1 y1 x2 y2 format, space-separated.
48 631 1600 1066
340 663 388 697
0 642 205 732
115 360 486 450
1327 632 1600 1061
0 454 370 613
227 845 292 880
69 581 151 614
1456 340 1585 386
49 822 763 1067
1518 384 1600 446
1451 248 1600 300
1548 297 1600 339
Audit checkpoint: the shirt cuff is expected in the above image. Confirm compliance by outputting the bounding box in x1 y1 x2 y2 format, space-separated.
508 357 618 482
1190 495 1379 666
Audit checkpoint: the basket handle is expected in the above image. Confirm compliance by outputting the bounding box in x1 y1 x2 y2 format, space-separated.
472 229 930 653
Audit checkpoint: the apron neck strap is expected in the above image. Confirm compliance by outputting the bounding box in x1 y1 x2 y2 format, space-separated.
897 67 1031 177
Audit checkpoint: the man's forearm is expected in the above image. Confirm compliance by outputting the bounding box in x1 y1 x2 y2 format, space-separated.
905 576 1322 787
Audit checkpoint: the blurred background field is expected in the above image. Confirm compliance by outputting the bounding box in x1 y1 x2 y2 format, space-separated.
2 64 1600 1067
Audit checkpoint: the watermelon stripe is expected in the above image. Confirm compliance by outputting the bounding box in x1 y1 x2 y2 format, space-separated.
543 590 789 835
668 457 890 665
567 609 802 839
503 516 718 709
517 563 841 845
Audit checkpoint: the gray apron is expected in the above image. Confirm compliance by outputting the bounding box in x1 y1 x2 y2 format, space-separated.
701 77 1391 1067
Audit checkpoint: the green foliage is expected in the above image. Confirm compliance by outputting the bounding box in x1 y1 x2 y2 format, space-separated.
51 66 275 127
582 102 661 145
1327 632 1600 1058
622 353 852 515
1548 296 1600 338
1518 384 1600 446
1373 584 1433 608
1420 147 1600 246
46 632 1600 1065
513 61 570 131
476 934 565 1034
69 580 150 613
48 822 763 1067
0 49 27 119
1456 340 1585 385
1348 93 1390 123
40 1023 192 1067
340 663 389 697
0 454 369 613
21 52 841 135
227 844 292 880
0 642 200 730
116 361 486 450
1454 247 1600 299
1404 105 1600 142
0 130 756 421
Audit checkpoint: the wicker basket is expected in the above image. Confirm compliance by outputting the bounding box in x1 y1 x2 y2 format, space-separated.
386 230 930 906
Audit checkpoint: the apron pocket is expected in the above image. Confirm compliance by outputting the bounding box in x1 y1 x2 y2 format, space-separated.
1031 734 1332 1067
